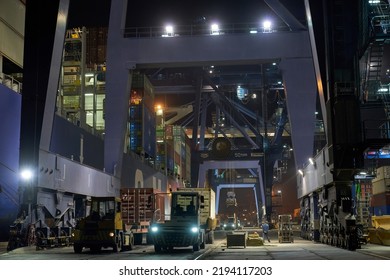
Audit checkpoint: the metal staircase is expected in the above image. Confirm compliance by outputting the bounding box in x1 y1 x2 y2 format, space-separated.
363 39 385 103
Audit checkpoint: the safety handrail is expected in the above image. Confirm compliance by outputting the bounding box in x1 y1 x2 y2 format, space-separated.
0 72 22 93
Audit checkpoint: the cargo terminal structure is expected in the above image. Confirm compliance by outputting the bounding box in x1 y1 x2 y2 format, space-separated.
1 0 390 251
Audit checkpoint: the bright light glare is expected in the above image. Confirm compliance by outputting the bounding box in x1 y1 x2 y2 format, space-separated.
21 169 33 181
191 226 198 233
155 104 164 115
263 20 271 29
162 25 174 37
165 25 173 33
211 24 220 35
263 20 272 33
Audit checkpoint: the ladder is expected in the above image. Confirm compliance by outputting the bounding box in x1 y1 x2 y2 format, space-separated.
364 39 385 99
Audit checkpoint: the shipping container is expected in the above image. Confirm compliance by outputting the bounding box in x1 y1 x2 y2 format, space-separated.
120 188 166 244
371 179 390 195
176 187 216 226
372 166 390 183
186 143 191 181
85 27 108 65
370 205 390 216
165 125 173 139
129 105 142 120
143 106 156 157
371 192 390 207
131 73 155 111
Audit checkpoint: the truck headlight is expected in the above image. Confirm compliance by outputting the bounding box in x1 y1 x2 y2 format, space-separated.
191 226 199 233
109 232 115 237
151 225 159 232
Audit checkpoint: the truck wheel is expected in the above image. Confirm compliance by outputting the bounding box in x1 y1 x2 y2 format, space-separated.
193 243 200 251
146 233 153 245
154 244 162 253
128 235 134 251
73 244 83 253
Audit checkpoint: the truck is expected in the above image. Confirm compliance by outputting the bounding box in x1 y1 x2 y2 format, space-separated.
120 188 166 245
149 187 216 252
223 214 242 230
72 196 134 253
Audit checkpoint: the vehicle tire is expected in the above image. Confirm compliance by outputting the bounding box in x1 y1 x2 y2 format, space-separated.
193 243 200 251
74 244 83 253
60 230 70 247
154 244 162 253
128 235 134 251
35 230 45 250
146 233 153 245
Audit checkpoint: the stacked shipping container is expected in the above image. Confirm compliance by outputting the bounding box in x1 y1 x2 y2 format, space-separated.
163 125 191 182
371 166 390 215
128 73 156 158
85 27 108 68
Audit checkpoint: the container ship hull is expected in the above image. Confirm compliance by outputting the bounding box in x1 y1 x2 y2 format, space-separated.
0 83 183 245
0 85 21 241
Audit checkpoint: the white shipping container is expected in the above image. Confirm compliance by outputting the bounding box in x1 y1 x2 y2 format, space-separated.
372 166 390 183
371 178 390 195
178 187 216 223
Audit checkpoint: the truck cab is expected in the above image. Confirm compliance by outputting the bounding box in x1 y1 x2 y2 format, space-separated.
72 196 134 253
224 214 242 230
149 190 214 252
172 192 200 217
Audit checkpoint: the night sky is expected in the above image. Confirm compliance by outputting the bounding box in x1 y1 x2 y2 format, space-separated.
67 0 306 28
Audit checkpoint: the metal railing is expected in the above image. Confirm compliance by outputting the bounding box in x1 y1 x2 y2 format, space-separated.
0 72 22 93
123 21 298 38
362 119 390 140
